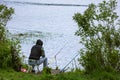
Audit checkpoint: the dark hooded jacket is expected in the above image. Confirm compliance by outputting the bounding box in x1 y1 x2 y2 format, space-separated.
29 39 45 60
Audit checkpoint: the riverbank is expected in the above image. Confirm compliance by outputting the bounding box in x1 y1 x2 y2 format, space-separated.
0 69 120 80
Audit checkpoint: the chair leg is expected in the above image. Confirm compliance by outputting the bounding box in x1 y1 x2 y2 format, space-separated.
32 65 34 70
37 65 40 72
31 65 35 73
28 65 32 72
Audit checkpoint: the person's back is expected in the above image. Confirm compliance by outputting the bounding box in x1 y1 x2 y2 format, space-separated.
29 44 42 60
28 39 47 72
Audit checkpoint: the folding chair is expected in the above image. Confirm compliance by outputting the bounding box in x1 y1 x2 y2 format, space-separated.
28 59 40 73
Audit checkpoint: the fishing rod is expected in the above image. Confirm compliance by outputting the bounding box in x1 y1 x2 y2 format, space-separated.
60 53 79 72
54 41 68 68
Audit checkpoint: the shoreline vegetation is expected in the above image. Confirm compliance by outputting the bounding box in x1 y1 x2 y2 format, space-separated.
0 68 120 80
0 0 120 80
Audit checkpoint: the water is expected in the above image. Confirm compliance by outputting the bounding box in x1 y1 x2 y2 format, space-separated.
1 0 120 70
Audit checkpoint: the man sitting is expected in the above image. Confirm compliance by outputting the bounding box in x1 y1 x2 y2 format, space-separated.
28 39 48 72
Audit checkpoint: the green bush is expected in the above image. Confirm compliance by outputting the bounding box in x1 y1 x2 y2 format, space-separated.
73 0 120 73
0 4 22 71
42 67 52 74
0 42 11 68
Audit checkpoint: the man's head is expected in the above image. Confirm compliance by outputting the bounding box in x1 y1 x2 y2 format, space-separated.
36 39 43 46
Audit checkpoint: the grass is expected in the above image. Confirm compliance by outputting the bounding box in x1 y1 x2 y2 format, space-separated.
0 69 120 80
0 69 41 80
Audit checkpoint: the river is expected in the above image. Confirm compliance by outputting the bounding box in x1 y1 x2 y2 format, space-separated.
1 0 120 71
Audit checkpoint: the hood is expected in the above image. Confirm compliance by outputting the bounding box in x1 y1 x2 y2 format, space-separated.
36 39 43 46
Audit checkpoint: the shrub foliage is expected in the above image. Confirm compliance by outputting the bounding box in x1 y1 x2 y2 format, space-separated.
73 0 120 73
0 4 21 71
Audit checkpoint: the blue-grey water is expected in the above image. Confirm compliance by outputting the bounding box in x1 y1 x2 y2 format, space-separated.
1 0 120 70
